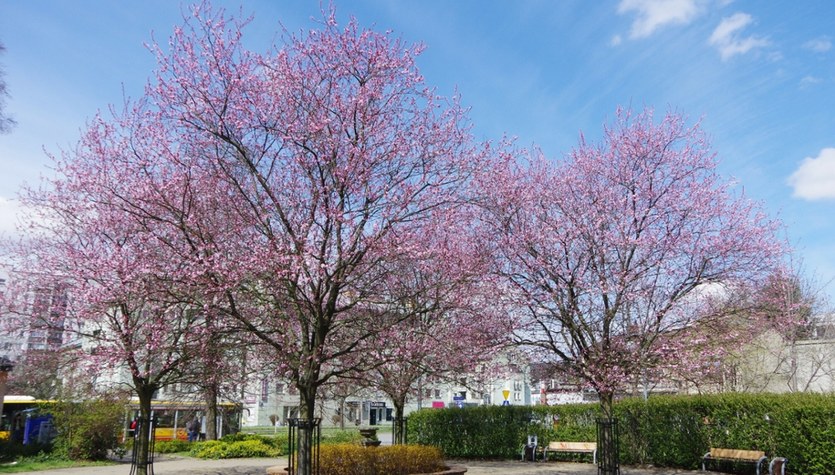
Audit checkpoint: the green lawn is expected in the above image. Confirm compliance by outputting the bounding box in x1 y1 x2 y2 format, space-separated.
0 458 114 473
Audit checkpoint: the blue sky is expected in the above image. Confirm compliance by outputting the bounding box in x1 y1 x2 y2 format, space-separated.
1 1 834 299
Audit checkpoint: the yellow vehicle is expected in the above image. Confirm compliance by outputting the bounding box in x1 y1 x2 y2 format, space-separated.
0 395 54 443
2 395 241 442
123 399 242 442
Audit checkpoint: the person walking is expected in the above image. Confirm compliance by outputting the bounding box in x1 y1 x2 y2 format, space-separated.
187 415 200 442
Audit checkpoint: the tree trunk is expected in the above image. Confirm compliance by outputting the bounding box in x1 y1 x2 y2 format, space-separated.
133 383 157 475
596 390 620 475
339 397 345 430
393 396 406 444
205 382 218 440
296 381 318 475
599 390 614 420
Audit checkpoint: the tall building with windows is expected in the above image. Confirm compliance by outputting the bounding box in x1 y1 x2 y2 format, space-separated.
0 278 68 363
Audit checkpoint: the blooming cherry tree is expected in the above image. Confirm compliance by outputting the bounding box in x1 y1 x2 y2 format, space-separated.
72 6 488 473
360 208 514 440
4 149 213 474
480 108 784 416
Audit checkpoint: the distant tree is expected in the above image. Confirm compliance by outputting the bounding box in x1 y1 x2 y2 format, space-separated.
5 349 63 399
361 213 512 442
479 107 784 418
318 378 364 429
0 41 15 133
713 265 832 393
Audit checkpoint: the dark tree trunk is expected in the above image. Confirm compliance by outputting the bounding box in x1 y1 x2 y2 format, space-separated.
205 382 218 440
133 383 157 475
392 396 407 444
296 377 319 475
596 390 620 475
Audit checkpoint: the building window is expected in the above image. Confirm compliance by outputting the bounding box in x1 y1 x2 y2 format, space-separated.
261 379 268 402
434 389 441 399
275 382 285 394
513 391 522 401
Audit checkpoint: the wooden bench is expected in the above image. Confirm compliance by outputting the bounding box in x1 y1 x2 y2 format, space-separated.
542 441 597 464
702 448 767 475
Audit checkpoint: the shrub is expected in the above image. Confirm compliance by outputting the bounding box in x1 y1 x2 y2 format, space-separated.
49 397 126 460
221 433 285 448
410 392 835 474
154 439 192 454
318 444 444 475
190 438 281 459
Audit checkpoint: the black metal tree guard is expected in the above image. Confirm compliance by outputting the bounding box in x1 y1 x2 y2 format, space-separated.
392 416 408 444
596 418 620 475
129 416 156 475
288 418 321 475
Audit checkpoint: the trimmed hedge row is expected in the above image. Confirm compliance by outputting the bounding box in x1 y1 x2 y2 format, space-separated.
182 429 365 459
318 444 444 475
409 392 835 474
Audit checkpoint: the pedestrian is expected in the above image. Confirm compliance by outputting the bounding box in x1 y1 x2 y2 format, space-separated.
187 416 200 442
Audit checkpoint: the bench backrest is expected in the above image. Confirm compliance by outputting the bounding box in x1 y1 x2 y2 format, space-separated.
549 441 596 451
709 448 765 461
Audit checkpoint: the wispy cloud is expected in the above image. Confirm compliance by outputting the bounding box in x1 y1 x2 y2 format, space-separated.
708 12 769 60
803 36 832 53
618 0 705 39
788 148 835 200
800 75 823 88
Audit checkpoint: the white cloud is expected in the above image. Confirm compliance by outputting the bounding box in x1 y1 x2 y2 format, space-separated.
803 36 832 53
611 34 623 46
708 12 769 60
788 148 835 200
618 0 704 39
800 75 823 88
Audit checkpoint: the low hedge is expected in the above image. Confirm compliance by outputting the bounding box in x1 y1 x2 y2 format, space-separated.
154 440 192 454
409 392 835 474
188 434 285 459
318 444 444 475
185 430 367 459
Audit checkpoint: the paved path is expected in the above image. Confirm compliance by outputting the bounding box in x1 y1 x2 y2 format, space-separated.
4 456 703 475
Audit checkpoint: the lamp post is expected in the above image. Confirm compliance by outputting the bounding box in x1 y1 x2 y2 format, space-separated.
0 356 14 424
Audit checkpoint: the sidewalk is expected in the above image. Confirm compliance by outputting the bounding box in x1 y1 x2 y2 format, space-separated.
4 456 703 475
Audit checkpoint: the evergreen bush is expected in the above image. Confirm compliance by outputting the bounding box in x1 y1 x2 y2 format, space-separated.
154 439 191 453
189 437 282 458
410 392 835 474
49 397 125 460
318 444 444 475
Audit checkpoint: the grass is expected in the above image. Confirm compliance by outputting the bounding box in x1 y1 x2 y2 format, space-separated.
0 458 115 473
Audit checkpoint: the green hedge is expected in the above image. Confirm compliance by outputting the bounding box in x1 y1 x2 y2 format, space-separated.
154 440 192 454
409 392 835 474
188 434 286 459
318 444 444 475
